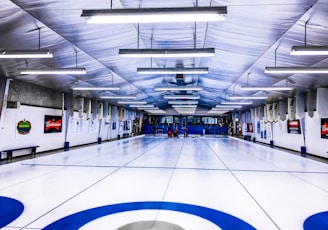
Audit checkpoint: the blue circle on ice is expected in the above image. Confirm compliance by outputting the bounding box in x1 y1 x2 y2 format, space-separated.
0 196 24 228
304 211 328 230
43 201 256 229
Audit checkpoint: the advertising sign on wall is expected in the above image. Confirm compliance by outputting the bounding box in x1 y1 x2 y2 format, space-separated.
287 119 301 134
16 113 33 139
247 123 253 133
44 115 62 133
321 118 328 139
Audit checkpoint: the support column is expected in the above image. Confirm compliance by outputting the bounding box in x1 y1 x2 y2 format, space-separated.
0 77 12 130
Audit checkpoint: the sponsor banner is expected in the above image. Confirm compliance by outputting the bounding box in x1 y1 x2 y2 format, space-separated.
44 115 62 133
321 118 328 139
287 119 301 134
247 123 253 133
16 113 33 139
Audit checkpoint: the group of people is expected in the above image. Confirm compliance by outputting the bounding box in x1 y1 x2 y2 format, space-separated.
168 126 188 138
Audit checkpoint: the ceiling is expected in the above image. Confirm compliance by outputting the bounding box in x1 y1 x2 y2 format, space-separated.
1 0 328 115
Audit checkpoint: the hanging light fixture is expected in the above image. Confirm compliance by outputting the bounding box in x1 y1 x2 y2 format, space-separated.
99 95 137 99
19 68 86 75
117 101 147 104
163 95 200 99
215 105 243 108
81 7 227 24
19 50 86 75
129 104 154 108
265 66 328 74
71 86 120 90
221 101 253 105
172 104 197 108
119 48 215 58
168 100 198 104
138 67 208 74
240 86 293 91
228 95 268 100
0 50 53 59
1 28 53 59
290 46 328 55
155 86 203 91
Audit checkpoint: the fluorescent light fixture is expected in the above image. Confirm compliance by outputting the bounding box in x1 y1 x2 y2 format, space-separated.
221 101 253 105
0 50 53 59
119 48 215 58
228 96 268 100
211 108 234 111
240 86 293 91
72 86 120 91
265 67 328 74
164 95 200 99
19 68 86 75
99 95 137 99
290 46 328 55
155 86 203 91
138 107 159 110
129 104 154 108
216 105 243 108
117 101 147 104
172 105 197 108
174 108 196 115
145 109 166 114
138 67 208 74
168 100 198 104
81 7 227 24
208 110 228 114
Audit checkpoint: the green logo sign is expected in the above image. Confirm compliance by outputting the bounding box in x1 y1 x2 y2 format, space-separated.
17 119 32 135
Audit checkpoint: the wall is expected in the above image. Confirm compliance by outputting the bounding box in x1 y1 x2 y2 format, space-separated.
245 111 328 159
0 104 133 158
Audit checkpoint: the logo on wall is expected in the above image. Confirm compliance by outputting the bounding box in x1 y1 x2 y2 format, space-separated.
16 119 32 135
287 119 301 134
44 115 62 133
321 118 328 139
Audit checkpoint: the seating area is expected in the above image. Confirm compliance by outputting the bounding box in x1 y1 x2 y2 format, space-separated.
0 146 39 163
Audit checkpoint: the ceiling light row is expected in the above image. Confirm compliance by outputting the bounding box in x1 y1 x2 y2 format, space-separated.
81 7 227 24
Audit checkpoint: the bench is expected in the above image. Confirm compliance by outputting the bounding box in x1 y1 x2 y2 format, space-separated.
0 145 39 163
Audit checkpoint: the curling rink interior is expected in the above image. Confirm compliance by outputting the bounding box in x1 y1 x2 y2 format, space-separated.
0 135 328 230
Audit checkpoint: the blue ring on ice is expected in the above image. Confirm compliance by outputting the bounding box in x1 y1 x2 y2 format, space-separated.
304 211 328 230
43 201 256 230
0 196 24 228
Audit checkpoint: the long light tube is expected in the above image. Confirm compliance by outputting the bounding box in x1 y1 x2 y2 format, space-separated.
164 95 200 99
216 105 243 108
211 108 234 111
228 96 268 100
72 87 120 91
172 105 197 108
138 107 159 110
81 7 227 24
168 100 198 104
221 101 253 105
19 68 86 75
129 104 154 108
99 95 137 99
0 50 53 59
119 48 215 58
265 67 328 74
290 46 328 55
155 86 203 91
117 101 147 104
145 109 166 114
240 86 293 91
138 67 208 74
208 110 229 114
